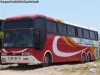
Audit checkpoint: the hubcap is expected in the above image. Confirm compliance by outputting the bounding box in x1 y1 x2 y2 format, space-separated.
45 57 49 64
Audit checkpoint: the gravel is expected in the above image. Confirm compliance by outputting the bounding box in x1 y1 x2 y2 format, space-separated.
0 62 100 75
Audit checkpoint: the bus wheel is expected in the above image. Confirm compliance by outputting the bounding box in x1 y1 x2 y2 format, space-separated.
87 53 91 62
81 53 86 63
42 53 51 67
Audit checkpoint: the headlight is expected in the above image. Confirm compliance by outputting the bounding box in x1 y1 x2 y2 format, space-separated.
22 52 31 55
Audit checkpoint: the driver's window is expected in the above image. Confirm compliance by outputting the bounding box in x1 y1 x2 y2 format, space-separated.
35 17 45 30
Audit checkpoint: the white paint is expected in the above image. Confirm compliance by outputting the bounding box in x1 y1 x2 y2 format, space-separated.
63 21 98 31
1 55 42 64
2 49 9 53
11 48 28 53
52 36 88 57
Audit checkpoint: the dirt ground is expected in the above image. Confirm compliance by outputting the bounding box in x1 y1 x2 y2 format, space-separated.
0 62 100 75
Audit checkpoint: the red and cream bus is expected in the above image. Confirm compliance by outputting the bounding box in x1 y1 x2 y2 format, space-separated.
0 18 5 64
1 14 99 66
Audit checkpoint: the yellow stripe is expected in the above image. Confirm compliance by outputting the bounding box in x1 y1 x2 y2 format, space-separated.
68 37 82 46
90 43 95 54
54 18 57 21
62 36 76 47
60 20 64 23
0 31 4 38
0 18 5 20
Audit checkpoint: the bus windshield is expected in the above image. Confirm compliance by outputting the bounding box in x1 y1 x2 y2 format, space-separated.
3 29 33 47
4 19 33 29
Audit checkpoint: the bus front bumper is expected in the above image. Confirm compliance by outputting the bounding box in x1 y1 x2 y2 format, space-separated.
1 56 42 64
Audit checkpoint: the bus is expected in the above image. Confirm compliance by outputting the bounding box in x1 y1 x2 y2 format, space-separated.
1 14 99 67
0 18 5 64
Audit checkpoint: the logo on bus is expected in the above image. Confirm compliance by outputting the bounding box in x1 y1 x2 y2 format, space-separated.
78 39 93 45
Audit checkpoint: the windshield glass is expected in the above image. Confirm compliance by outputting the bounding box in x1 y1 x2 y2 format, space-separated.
3 30 16 47
15 29 33 47
4 19 33 29
3 29 33 47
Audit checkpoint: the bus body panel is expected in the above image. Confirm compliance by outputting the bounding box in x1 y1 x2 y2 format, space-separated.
0 18 5 63
1 34 98 64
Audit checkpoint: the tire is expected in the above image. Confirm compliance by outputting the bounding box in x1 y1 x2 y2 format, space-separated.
81 53 86 63
42 53 51 67
87 53 91 62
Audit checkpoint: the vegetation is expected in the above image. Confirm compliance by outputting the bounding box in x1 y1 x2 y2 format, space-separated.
61 49 100 75
95 58 100 62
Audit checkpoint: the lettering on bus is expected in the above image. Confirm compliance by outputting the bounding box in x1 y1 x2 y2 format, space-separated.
77 38 93 45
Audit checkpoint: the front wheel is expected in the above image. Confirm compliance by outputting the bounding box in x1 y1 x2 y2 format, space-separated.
42 54 51 67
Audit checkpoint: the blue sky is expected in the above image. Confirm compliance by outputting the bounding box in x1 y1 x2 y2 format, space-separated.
0 0 100 33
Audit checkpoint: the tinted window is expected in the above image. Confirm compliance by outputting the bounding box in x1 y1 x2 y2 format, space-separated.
58 23 67 34
47 20 57 33
0 21 1 30
95 32 98 40
4 19 33 29
78 28 83 37
90 31 95 39
86 30 89 38
62 24 67 34
83 29 89 38
68 25 75 36
58 23 62 34
35 18 45 30
52 22 57 33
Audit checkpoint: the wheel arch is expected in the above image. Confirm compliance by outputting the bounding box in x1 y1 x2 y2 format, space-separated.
81 51 86 60
43 50 53 63
87 51 92 60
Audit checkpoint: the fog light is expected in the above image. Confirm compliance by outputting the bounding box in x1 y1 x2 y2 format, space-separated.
23 58 28 60
14 57 17 60
2 58 6 61
11 57 13 60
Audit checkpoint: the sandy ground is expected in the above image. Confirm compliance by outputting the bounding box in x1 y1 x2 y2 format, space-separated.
0 62 100 75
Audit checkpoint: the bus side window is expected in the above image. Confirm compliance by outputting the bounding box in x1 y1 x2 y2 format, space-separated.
35 17 45 30
57 23 67 34
87 30 90 38
75 27 78 36
90 31 95 39
83 29 89 38
62 24 67 34
58 23 62 34
53 22 57 33
46 20 57 33
78 28 83 37
67 25 75 36
95 32 98 40
0 21 1 30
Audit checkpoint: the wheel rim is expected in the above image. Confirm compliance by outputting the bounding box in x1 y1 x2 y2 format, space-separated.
87 54 90 62
82 54 85 63
44 56 49 65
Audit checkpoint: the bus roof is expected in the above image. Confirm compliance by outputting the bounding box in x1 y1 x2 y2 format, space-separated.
5 14 98 31
0 18 5 20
